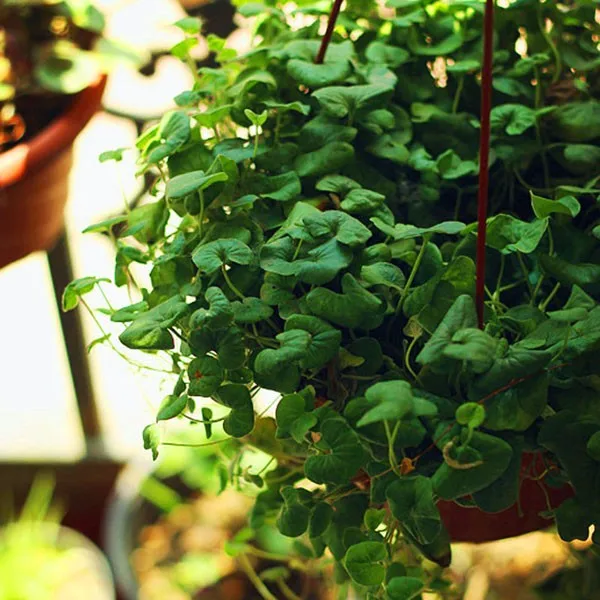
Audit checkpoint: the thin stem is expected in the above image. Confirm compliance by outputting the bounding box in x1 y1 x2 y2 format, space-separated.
396 235 430 314
222 265 246 300
185 54 201 85
530 274 545 305
404 335 420 382
452 75 465 114
162 438 231 448
315 0 344 64
276 579 303 600
539 282 561 312
475 0 495 329
516 253 534 297
182 413 226 424
246 547 309 571
198 190 205 238
80 299 170 373
238 553 279 600
537 7 561 84
384 421 401 477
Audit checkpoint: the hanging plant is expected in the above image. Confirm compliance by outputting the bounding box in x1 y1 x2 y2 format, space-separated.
66 0 600 597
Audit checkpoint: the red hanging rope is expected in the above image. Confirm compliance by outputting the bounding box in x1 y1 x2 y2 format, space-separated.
315 0 344 64
475 0 496 329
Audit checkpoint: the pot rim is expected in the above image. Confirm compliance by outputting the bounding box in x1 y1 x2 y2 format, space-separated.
0 76 107 189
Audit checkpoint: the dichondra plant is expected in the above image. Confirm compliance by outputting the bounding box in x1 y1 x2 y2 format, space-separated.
65 1 600 597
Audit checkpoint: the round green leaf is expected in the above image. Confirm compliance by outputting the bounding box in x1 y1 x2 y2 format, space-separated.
344 541 387 587
188 356 224 396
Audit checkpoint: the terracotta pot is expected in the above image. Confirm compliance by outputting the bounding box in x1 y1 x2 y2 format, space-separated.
0 77 106 269
437 452 574 544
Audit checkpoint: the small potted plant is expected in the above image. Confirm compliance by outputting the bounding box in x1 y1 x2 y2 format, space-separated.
0 0 139 269
104 436 337 599
0 474 115 599
66 1 600 597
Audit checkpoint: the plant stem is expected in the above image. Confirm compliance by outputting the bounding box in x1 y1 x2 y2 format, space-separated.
238 553 279 600
452 75 465 114
222 265 246 300
198 190 205 238
537 6 561 84
185 54 201 85
539 282 561 312
182 413 226 424
276 579 303 600
404 335 420 382
516 253 534 297
396 234 430 314
384 421 401 476
80 299 170 373
162 438 231 448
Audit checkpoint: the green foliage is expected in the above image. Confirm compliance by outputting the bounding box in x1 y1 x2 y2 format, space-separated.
71 1 600 597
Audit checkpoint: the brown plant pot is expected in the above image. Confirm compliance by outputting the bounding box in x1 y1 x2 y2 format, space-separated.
0 77 106 270
438 452 574 544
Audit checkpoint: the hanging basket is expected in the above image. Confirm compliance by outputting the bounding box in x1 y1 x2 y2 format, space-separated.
0 77 106 270
437 453 574 544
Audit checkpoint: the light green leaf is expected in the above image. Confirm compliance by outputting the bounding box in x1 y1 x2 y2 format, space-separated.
166 170 228 200
432 432 513 500
277 487 311 537
303 211 372 248
294 239 354 285
263 100 311 116
436 149 478 180
174 16 202 34
371 217 466 240
490 104 536 136
192 239 253 273
417 295 478 367
304 417 367 484
213 384 254 437
316 175 361 196
147 111 191 163
531 192 581 219
190 287 233 330
294 141 355 178
341 188 386 214
62 276 110 311
483 214 548 254
157 394 188 421
386 476 442 545
285 314 342 369
255 330 311 374
357 380 415 427
407 28 463 56
244 108 268 127
455 403 485 429
366 132 410 164
249 171 302 202
344 542 387 587
143 424 160 460
386 577 424 600
366 42 409 67
313 84 393 119
188 356 224 396
306 273 385 329
443 328 497 374
231 297 274 324
360 262 406 291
